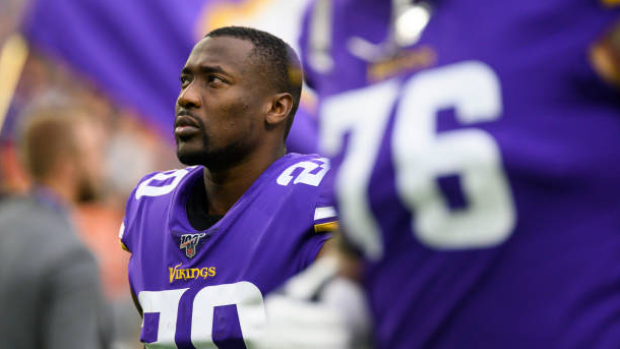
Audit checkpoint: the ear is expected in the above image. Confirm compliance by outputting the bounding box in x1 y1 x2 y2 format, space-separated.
265 93 294 127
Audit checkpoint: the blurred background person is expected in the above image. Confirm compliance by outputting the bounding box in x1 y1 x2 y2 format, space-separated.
0 104 111 348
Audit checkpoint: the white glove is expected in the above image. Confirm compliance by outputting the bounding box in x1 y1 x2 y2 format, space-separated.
252 257 372 349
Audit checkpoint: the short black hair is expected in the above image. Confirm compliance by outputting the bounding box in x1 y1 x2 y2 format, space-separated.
205 26 303 140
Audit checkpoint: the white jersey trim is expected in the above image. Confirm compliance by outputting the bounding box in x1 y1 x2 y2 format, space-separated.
314 206 337 221
118 222 125 239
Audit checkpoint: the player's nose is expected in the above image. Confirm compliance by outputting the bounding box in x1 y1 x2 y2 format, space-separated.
177 84 201 109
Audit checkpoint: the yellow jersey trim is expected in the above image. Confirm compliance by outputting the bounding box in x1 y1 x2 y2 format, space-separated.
314 221 339 233
120 241 130 252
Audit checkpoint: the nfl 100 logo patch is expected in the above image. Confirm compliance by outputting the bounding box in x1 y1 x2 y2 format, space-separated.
179 233 206 258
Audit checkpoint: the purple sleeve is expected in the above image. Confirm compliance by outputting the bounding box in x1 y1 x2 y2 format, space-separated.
119 189 137 253
301 156 338 268
307 161 338 265
301 230 333 268
313 161 338 230
119 171 160 252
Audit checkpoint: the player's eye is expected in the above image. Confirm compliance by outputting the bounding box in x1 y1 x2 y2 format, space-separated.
180 76 191 88
207 75 224 85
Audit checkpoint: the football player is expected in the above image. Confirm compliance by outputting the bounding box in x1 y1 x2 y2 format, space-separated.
119 26 337 348
259 0 620 348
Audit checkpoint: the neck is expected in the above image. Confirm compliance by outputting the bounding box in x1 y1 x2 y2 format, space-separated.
37 175 75 206
202 146 285 215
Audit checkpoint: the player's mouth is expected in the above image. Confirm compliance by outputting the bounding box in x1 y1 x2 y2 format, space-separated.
175 114 200 138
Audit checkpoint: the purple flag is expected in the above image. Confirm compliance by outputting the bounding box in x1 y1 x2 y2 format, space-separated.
21 0 205 136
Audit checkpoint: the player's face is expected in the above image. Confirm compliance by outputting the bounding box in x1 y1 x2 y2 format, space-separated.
175 36 271 168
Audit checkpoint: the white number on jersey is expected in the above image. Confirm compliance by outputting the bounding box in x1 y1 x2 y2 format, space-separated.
138 282 266 348
320 61 516 259
135 169 190 199
277 158 330 187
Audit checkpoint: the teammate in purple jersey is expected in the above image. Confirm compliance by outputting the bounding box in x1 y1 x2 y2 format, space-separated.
262 0 620 348
119 26 337 348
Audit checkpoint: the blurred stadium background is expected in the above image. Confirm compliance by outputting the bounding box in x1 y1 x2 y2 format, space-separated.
0 0 317 347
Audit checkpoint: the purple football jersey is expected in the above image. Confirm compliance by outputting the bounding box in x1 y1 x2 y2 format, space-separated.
301 0 620 348
120 153 336 348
